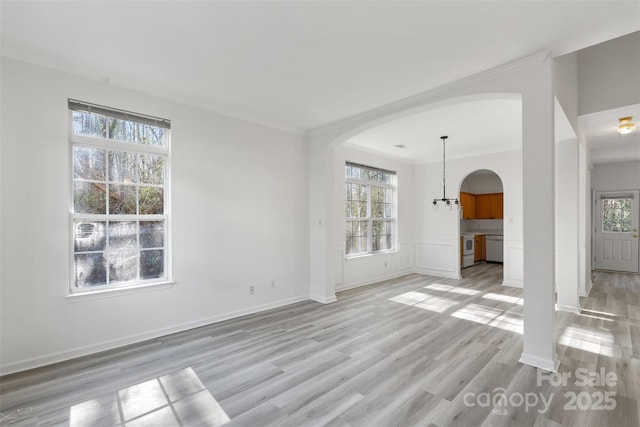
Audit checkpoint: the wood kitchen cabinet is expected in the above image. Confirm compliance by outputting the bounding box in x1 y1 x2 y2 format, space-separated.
492 193 504 219
474 193 503 219
460 192 476 219
474 235 486 262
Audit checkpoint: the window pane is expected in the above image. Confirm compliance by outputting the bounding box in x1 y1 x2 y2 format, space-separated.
108 117 166 146
371 186 391 219
75 253 107 287
108 251 138 283
384 203 393 218
602 198 632 233
346 220 368 255
74 181 106 214
141 249 164 279
139 154 165 185
385 188 393 203
72 111 106 138
140 221 164 248
139 187 164 215
108 118 136 143
109 221 137 251
74 221 106 252
108 151 138 183
73 146 106 181
109 184 137 214
372 220 393 252
138 124 166 147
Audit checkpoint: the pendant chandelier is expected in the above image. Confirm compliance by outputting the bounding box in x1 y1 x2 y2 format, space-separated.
432 135 459 211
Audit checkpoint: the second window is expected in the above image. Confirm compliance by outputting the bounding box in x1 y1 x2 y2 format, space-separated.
345 162 396 256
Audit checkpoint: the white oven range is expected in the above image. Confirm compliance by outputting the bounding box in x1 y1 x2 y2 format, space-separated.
462 235 474 268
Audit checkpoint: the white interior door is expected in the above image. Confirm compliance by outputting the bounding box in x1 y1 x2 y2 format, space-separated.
594 191 639 273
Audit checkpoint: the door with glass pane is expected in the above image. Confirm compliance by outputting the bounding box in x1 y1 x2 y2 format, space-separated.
594 191 639 273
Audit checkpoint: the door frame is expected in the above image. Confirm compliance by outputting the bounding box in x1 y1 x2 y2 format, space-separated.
593 190 640 273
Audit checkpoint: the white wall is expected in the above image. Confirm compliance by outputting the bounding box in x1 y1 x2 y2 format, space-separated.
578 31 640 115
0 58 310 374
414 149 523 285
333 145 414 291
591 161 640 191
553 52 579 132
555 138 580 312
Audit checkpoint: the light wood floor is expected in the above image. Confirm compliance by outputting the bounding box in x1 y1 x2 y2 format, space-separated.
1 265 639 426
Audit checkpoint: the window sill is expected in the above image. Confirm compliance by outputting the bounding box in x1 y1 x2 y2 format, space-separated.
66 280 175 302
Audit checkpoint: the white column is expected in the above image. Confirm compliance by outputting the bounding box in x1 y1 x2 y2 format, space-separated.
556 138 580 312
519 57 559 372
308 138 337 303
578 141 592 296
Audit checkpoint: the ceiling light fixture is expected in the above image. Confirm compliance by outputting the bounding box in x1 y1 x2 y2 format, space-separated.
617 116 636 135
432 135 459 211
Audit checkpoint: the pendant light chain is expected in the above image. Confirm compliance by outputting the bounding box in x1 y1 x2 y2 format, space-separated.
432 135 459 210
442 136 446 200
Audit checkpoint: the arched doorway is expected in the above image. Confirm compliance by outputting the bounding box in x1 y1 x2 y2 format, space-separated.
459 169 504 279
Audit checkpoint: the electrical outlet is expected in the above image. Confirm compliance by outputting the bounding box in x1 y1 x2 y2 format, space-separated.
384 261 388 268
249 285 255 295
271 280 276 288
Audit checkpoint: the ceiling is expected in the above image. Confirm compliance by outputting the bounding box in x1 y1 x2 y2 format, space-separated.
579 104 640 164
2 1 638 136
345 96 523 164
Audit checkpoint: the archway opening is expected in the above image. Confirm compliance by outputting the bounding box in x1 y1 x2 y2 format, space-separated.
459 169 504 279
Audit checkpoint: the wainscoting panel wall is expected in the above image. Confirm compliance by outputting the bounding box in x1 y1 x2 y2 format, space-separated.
503 240 523 287
414 239 459 279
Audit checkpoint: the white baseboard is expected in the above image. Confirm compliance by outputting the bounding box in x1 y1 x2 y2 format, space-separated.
414 267 460 280
585 280 593 296
335 271 413 293
502 279 523 288
556 303 580 314
0 294 310 376
310 294 338 304
519 352 560 373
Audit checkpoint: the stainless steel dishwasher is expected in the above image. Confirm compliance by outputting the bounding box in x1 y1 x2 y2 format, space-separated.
485 235 503 262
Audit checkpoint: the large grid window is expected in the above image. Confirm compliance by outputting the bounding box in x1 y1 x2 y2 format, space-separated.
69 99 171 292
345 162 396 256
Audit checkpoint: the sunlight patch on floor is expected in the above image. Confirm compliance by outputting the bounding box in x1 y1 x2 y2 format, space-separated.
389 284 524 332
482 292 523 305
558 325 615 357
69 367 229 427
424 283 481 296
389 290 431 305
451 303 523 334
415 295 460 313
389 290 460 313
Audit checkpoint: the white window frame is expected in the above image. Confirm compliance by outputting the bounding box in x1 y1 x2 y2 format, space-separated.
68 100 172 295
345 162 397 257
